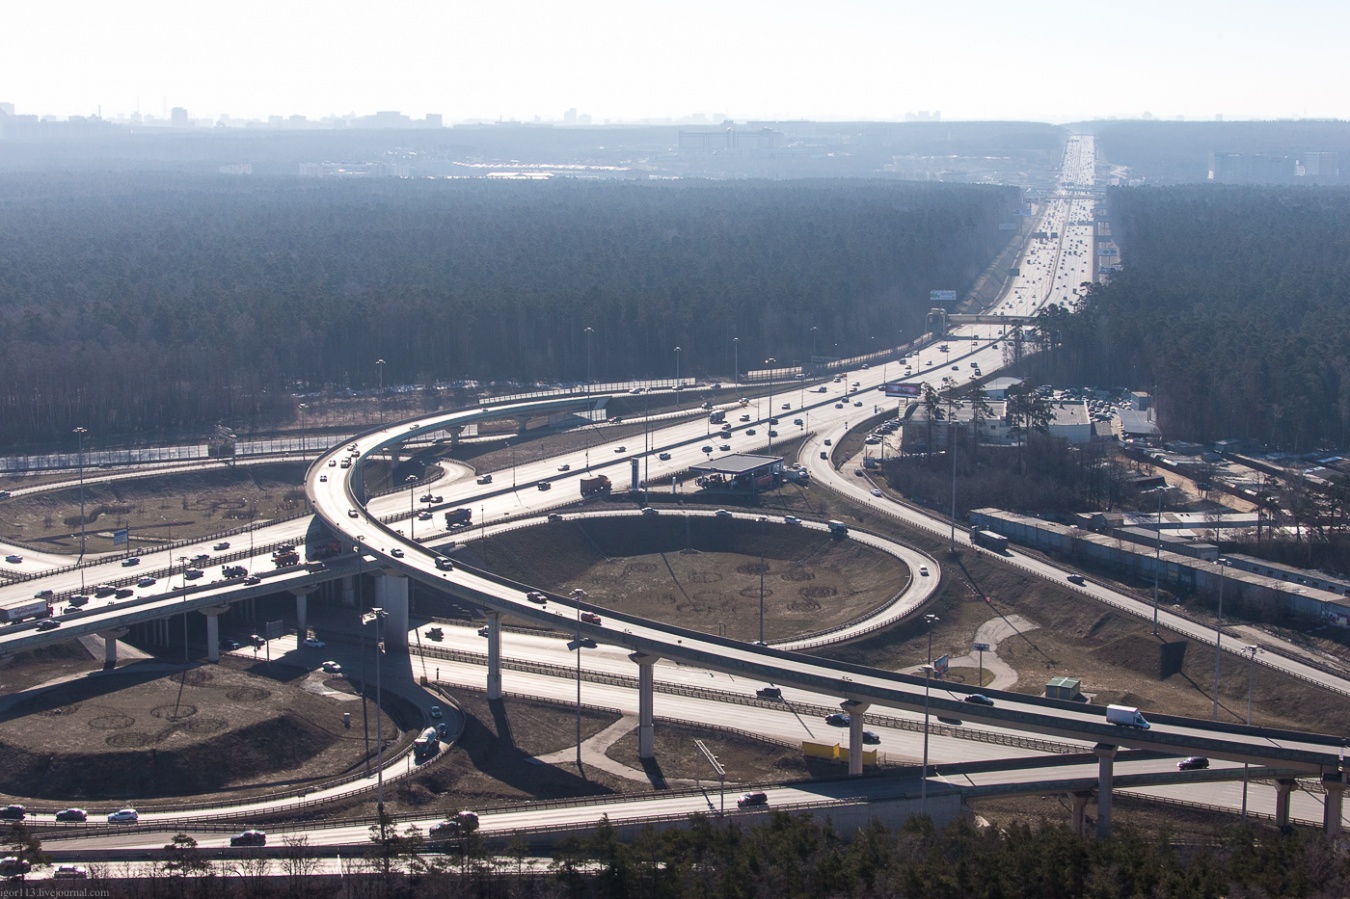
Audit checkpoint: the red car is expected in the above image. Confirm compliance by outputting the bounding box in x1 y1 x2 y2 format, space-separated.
580 612 602 625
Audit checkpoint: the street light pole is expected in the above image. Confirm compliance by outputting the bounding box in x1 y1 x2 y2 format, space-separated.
406 475 418 540
376 359 385 423
757 516 768 645
297 403 308 462
921 662 934 817
732 337 739 390
1213 558 1228 720
362 608 387 818
925 612 939 665
584 327 594 395
73 427 87 592
810 326 818 373
571 588 586 768
1152 485 1165 636
179 556 190 664
949 392 958 554
674 346 681 388
765 358 776 452
1241 643 1262 818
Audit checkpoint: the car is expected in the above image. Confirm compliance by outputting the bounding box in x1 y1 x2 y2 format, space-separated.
220 639 241 651
243 576 261 585
658 452 671 461
1067 574 1086 585
134 575 157 588
825 712 850 727
871 488 882 497
0 805 24 821
107 808 139 823
558 464 571 471
575 636 598 648
214 541 231 551
391 548 404 558
121 557 140 567
737 791 768 808
348 509 359 518
430 811 480 838
817 386 828 393
425 627 443 640
4 554 21 564
862 730 881 745
952 365 959 371
640 507 657 515
853 401 862 407
739 414 751 422
429 705 442 718
328 459 337 467
963 694 995 706
854 468 864 477
476 474 493 484
436 722 449 737
714 509 732 518
421 494 435 502
52 864 88 880
319 475 328 482
547 513 563 522
781 403 790 410
1177 756 1210 771
783 516 801 525
0 857 31 876
418 510 433 520
230 830 267 847
54 808 88 822
769 417 779 424
835 403 844 409
918 566 929 576
745 429 756 436
94 584 116 597
793 418 803 425
756 686 782 699
719 444 731 451
115 588 135 599
526 591 548 604
432 495 443 503
37 619 60 631
302 637 325 649
580 612 602 625
768 430 778 437
615 446 626 453
701 445 712 453
537 481 551 491
184 568 204 580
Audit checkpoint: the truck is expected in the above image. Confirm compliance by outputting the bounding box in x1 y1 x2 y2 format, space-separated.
272 547 300 568
972 529 1009 552
1106 704 1150 729
827 520 849 537
443 508 472 529
413 727 440 758
580 475 612 497
709 410 726 425
2 598 51 624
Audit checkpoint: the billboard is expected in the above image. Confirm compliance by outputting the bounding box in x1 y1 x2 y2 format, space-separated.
929 290 957 304
934 654 950 677
113 528 129 546
885 382 922 398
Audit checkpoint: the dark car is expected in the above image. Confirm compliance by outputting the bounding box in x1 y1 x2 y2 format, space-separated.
737 791 768 808
0 805 24 821
230 830 267 847
526 591 547 604
756 686 782 700
430 811 479 838
1177 756 1210 771
963 694 995 706
54 808 87 822
825 713 850 727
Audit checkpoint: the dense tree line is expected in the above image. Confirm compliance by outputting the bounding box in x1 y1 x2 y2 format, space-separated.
1027 185 1350 450
0 174 1017 447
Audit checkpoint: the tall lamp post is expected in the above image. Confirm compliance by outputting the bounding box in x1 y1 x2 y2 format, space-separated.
1151 485 1166 636
674 346 681 389
809 326 818 373
732 337 739 390
297 404 308 461
920 612 939 816
570 588 587 768
361 609 387 818
584 326 594 396
1213 557 1229 720
178 556 190 664
1241 643 1262 818
73 427 88 593
406 475 418 541
757 516 768 645
764 358 777 451
376 359 386 423
949 390 958 554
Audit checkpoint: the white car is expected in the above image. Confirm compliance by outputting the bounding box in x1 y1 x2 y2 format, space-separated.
107 808 139 823
429 705 442 719
303 637 325 649
4 554 21 564
919 566 929 576
476 474 493 484
391 548 404 558
321 661 342 673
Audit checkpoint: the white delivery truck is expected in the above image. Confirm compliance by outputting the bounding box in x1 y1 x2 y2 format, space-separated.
1106 704 1150 729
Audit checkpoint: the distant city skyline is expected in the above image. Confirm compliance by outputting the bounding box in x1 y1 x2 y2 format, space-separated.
5 0 1348 125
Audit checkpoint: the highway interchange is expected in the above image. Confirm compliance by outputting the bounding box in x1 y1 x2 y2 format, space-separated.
5 134 1350 860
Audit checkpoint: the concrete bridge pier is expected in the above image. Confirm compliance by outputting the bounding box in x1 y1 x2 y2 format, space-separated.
842 700 871 776
340 575 357 608
200 605 232 662
1275 777 1297 829
1324 773 1346 838
485 612 503 700
375 573 410 649
292 587 317 648
1070 790 1093 836
97 627 129 665
631 653 659 759
1095 743 1118 839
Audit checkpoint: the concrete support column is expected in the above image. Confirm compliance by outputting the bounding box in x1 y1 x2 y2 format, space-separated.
1070 791 1092 836
843 700 871 776
1094 743 1118 839
515 416 529 436
1275 778 1297 829
1324 773 1346 838
375 573 410 649
485 612 503 700
340 575 357 609
292 588 316 649
97 628 129 665
201 606 231 663
630 653 659 759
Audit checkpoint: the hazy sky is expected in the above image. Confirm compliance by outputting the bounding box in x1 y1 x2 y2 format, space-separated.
5 0 1346 124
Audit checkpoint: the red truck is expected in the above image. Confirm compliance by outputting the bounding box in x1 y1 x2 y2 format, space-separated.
580 475 611 497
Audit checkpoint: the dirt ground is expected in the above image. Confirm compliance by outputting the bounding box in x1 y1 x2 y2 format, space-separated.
0 654 397 805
